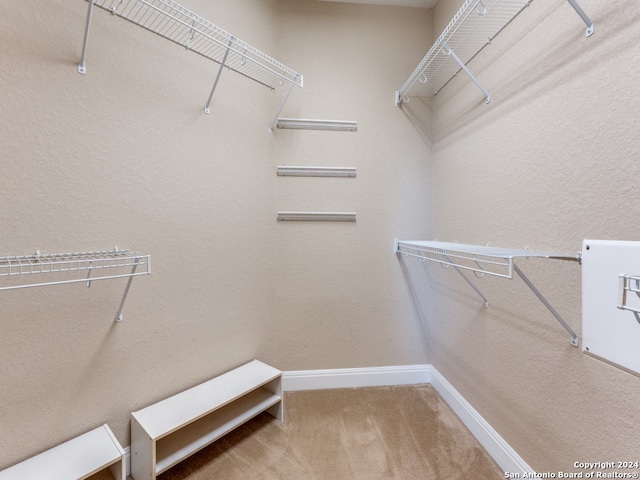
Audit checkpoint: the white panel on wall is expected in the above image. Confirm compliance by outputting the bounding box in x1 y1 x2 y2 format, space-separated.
582 240 640 376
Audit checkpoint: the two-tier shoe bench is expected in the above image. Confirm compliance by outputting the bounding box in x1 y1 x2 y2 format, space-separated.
130 359 282 480
0 424 125 480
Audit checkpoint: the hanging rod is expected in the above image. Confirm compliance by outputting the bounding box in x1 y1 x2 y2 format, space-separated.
0 248 151 322
395 240 580 346
77 0 303 129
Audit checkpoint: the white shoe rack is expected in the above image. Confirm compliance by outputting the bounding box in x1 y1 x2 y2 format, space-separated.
130 359 282 480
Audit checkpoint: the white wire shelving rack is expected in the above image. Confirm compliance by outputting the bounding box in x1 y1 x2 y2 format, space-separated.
78 0 303 133
617 274 640 315
0 248 150 322
394 0 594 106
395 240 580 346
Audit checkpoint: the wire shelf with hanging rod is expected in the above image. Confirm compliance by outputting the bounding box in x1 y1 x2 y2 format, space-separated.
395 240 581 346
394 240 573 278
77 0 303 132
395 0 594 106
0 248 151 322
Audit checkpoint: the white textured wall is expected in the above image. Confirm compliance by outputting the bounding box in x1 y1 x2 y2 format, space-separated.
0 0 431 469
409 0 640 473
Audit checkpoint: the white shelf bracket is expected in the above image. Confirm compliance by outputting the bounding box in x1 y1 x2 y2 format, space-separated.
268 79 297 134
513 263 579 347
394 91 403 107
86 261 94 288
114 256 140 322
77 0 96 74
566 0 595 37
442 254 490 308
204 37 234 115
441 42 490 104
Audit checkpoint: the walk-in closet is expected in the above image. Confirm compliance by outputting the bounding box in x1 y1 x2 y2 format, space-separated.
1 0 639 478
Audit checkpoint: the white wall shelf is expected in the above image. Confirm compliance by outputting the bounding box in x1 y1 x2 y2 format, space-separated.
0 248 150 322
395 240 580 346
277 212 356 222
130 359 282 480
395 0 594 105
277 166 357 177
78 0 303 133
276 118 357 131
0 424 125 480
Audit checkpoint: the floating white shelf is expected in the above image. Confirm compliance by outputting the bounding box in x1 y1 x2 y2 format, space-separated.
276 118 357 132
395 240 580 346
78 0 303 132
0 248 150 322
130 359 282 480
277 212 356 222
395 0 594 105
277 166 356 177
0 424 125 480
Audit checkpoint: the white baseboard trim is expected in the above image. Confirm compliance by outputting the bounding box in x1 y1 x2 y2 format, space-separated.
281 364 431 391
428 367 535 475
282 364 534 476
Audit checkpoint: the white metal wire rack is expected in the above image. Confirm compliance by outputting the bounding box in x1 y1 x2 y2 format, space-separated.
395 240 574 279
395 240 580 346
395 0 530 105
78 0 303 132
0 248 151 322
617 274 640 314
395 0 594 105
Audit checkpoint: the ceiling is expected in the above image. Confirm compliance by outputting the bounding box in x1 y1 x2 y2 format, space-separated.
315 0 438 7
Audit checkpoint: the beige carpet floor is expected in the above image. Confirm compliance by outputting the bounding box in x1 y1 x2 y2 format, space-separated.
154 385 503 480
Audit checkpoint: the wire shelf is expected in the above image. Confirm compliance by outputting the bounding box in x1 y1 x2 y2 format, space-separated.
396 0 530 104
395 239 580 346
396 0 594 104
85 0 303 90
0 249 150 291
395 240 575 279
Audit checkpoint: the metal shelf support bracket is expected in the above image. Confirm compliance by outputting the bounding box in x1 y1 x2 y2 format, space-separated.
442 42 490 104
513 263 579 347
204 38 234 115
443 254 490 308
115 256 140 322
268 80 297 134
78 0 96 74
566 0 595 37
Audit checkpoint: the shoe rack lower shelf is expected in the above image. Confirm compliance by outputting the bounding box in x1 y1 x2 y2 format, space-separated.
130 359 282 480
